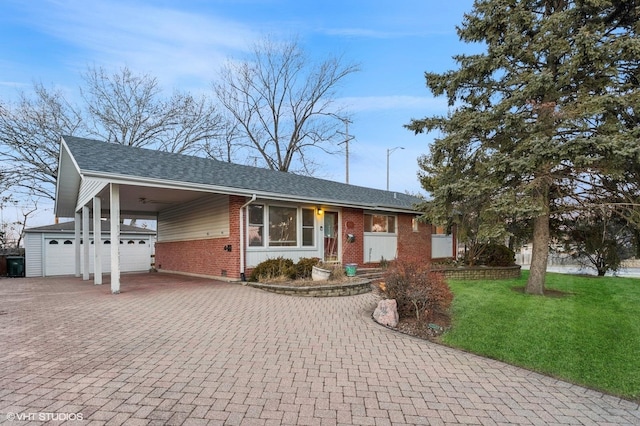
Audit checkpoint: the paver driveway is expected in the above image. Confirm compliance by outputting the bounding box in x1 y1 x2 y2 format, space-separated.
1 274 638 425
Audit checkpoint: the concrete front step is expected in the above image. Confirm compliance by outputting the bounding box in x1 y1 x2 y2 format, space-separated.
355 267 386 282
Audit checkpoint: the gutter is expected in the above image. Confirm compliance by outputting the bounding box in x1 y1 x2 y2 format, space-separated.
77 171 422 214
239 194 257 281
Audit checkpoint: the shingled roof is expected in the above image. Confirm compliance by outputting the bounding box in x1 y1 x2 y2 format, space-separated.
60 136 423 213
25 220 156 234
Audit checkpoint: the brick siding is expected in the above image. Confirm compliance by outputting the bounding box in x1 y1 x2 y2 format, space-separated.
342 208 364 266
155 195 245 279
397 215 432 264
156 197 449 279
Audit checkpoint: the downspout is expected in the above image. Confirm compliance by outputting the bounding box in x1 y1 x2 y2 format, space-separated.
239 194 257 281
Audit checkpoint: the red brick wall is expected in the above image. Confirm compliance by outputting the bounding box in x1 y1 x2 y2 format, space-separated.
342 208 364 266
155 195 246 279
155 238 236 278
155 196 449 278
338 209 438 267
397 215 432 264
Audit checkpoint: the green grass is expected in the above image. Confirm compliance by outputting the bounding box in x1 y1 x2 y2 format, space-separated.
442 271 640 402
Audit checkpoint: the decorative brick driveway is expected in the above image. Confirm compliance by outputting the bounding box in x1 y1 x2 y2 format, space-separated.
1 274 638 425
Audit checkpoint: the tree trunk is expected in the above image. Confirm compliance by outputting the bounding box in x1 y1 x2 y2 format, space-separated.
526 181 550 295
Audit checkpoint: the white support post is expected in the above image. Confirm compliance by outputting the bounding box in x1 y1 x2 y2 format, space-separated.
110 184 121 294
74 211 81 277
93 196 102 285
82 205 90 281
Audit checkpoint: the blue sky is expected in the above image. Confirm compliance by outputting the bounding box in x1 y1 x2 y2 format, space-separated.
1 0 479 226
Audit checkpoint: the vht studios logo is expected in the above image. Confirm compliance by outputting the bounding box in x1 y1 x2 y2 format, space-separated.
6 412 84 421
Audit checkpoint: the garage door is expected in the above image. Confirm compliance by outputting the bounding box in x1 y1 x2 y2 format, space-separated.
44 238 152 276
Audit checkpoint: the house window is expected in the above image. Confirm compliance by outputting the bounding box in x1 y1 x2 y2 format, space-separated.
269 206 297 246
49 240 59 245
302 208 314 246
248 205 264 247
412 218 419 232
364 214 396 233
63 240 73 245
247 204 316 247
434 225 447 235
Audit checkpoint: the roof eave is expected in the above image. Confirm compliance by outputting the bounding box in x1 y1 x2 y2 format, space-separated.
78 170 421 214
54 137 84 217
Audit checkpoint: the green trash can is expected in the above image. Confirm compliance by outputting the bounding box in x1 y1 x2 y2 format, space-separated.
345 263 357 277
7 256 25 278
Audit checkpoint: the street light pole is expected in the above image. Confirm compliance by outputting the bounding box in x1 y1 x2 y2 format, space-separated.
386 146 405 191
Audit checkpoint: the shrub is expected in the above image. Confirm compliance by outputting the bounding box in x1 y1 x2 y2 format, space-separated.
330 264 345 280
464 243 515 266
249 257 295 282
476 243 515 266
382 261 453 323
294 257 321 279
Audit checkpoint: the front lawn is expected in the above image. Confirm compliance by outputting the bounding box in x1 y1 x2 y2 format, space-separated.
442 271 640 402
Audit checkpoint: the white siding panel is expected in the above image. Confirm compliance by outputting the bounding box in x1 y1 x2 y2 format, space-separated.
157 194 229 242
246 247 322 269
45 238 77 276
76 178 108 212
42 236 153 276
363 234 397 263
25 233 43 277
432 235 453 258
120 240 153 271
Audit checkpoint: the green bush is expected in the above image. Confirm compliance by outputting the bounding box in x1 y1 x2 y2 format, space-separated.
382 261 453 323
249 257 295 282
465 243 515 266
476 243 515 266
294 257 321 279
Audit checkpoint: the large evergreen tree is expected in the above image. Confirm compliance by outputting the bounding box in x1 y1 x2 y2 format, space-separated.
408 0 640 294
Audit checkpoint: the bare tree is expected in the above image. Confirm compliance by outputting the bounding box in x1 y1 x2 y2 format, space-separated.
82 65 223 154
214 36 359 174
0 83 86 201
12 199 39 249
159 91 224 155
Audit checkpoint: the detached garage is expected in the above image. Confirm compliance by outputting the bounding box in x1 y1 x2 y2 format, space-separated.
24 221 156 277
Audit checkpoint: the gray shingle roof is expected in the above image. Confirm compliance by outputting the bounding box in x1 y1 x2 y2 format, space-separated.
63 136 423 212
25 220 156 234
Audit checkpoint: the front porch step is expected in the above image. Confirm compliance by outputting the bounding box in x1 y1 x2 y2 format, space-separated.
354 267 386 283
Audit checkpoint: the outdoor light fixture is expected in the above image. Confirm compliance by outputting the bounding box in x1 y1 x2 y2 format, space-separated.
317 207 324 215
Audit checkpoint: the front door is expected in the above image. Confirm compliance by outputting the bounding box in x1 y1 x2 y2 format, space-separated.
324 212 339 262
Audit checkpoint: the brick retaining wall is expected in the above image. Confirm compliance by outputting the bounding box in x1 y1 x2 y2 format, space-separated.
246 280 372 297
436 265 521 280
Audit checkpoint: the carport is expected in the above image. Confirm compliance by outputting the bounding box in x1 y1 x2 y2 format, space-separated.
55 137 218 293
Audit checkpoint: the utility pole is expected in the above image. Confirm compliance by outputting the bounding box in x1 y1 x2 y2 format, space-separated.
338 118 353 184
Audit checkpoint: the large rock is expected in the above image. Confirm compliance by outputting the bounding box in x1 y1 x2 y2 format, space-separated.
373 299 399 327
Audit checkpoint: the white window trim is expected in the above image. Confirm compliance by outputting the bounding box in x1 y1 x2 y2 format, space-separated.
363 213 398 235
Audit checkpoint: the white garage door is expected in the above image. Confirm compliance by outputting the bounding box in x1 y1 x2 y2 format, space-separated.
44 238 152 276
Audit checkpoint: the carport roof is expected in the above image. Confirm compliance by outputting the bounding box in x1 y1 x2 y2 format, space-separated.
55 136 424 216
